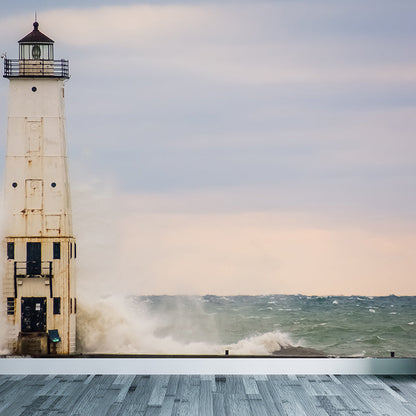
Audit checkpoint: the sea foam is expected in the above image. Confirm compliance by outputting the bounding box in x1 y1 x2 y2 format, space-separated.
76 295 294 355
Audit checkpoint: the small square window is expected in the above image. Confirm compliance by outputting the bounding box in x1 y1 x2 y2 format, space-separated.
7 242 14 260
53 242 61 259
7 298 15 315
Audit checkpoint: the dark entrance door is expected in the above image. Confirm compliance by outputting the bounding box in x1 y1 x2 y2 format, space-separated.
21 297 47 332
27 242 41 275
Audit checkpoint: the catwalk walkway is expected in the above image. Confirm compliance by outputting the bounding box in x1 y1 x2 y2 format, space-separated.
0 374 415 415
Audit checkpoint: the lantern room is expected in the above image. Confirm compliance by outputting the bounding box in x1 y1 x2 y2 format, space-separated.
18 21 54 60
3 21 69 79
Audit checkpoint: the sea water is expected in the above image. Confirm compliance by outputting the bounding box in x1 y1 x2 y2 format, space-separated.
77 294 416 357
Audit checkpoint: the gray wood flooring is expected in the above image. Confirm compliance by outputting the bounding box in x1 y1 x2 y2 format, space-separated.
0 374 415 416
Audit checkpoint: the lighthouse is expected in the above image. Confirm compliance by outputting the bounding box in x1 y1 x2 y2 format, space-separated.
2 21 76 355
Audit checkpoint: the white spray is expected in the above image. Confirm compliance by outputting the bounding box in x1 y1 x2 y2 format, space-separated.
76 294 293 355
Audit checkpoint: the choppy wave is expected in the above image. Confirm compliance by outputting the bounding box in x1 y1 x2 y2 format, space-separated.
75 294 416 357
77 296 294 355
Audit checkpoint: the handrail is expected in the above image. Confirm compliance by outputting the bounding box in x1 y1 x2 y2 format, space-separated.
3 59 69 78
13 261 54 298
14 261 53 277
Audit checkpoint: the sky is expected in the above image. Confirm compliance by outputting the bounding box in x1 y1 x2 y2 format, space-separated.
0 1 416 295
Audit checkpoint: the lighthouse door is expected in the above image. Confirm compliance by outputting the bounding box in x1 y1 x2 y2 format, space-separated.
21 297 47 332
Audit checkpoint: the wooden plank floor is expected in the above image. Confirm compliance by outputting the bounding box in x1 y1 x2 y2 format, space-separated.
0 374 415 416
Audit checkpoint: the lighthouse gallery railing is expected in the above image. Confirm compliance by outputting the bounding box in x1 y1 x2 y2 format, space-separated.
3 59 70 78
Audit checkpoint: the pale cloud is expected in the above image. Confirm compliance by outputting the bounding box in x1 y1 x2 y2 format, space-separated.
114 210 416 296
1 2 416 296
73 188 416 296
46 5 212 46
2 4 415 86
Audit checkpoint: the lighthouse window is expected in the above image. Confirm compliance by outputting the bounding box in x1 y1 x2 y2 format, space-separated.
53 242 61 259
7 298 15 315
7 242 15 260
32 87 37 92
51 182 56 188
12 182 17 188
32 45 41 59
53 297 61 315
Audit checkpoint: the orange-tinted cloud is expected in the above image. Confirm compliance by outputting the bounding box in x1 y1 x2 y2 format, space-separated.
74 189 416 296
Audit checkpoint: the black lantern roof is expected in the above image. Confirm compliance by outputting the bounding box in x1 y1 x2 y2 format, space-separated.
19 22 54 44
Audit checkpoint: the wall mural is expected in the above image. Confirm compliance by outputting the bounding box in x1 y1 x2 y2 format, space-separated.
1 2 415 358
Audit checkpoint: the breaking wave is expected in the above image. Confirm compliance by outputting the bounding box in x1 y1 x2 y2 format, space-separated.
76 295 294 355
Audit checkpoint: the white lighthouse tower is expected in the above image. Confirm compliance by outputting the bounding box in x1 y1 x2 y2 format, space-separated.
2 21 76 355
